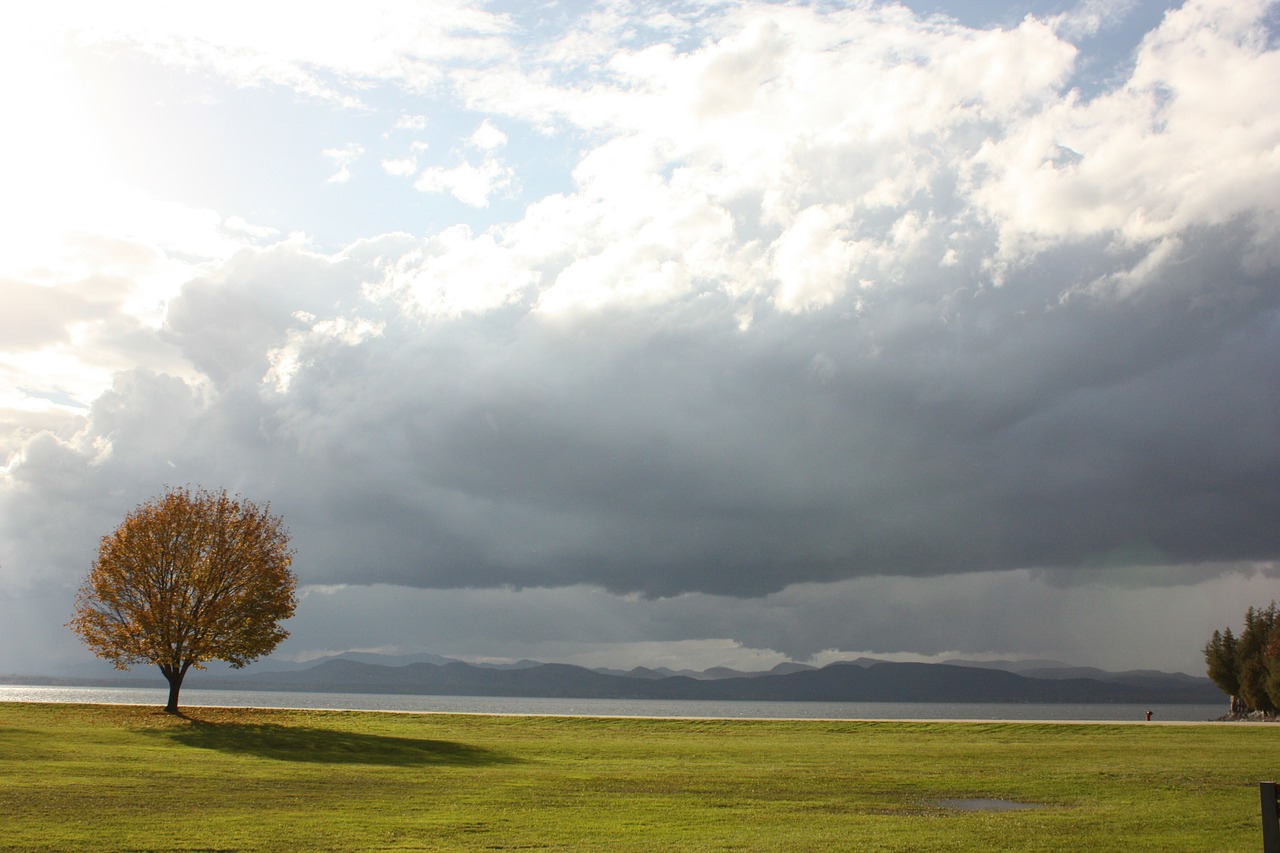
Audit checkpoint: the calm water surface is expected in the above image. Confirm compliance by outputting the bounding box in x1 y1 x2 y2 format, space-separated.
0 684 1225 722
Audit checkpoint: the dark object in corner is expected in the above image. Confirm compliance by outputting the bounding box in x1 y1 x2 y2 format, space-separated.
1262 781 1279 853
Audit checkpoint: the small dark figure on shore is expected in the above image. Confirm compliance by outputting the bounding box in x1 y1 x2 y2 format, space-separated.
1145 710 1152 721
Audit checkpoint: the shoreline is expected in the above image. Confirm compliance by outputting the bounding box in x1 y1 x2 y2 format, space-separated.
0 683 1231 724
1 697 1245 726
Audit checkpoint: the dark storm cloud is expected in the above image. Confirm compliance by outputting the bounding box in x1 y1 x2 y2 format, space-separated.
14 218 1270 602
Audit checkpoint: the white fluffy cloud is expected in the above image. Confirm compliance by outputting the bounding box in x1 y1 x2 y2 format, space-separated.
414 157 516 207
969 0 1280 278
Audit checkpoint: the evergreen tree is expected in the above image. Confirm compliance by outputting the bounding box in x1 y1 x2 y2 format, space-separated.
1203 627 1241 714
1205 602 1280 716
1239 604 1280 714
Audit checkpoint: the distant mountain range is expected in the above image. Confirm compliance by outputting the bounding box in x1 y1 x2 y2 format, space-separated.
2 652 1223 704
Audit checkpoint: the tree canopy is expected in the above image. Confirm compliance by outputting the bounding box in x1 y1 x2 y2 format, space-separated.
1203 602 1280 716
69 486 297 713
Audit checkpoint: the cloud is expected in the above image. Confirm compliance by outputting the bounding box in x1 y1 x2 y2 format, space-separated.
414 156 516 207
382 157 419 177
968 0 1280 278
372 226 540 318
769 205 862 312
1051 0 1141 39
323 143 365 183
253 563 1280 674
468 119 507 151
2 1 1278 675
52 0 516 105
8 220 1273 605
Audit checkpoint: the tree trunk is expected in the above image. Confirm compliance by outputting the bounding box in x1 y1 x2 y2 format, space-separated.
160 664 188 714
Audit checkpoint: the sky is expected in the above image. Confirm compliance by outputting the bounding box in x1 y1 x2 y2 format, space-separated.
1 0 1277 678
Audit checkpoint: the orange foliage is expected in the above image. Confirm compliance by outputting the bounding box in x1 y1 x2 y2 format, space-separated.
69 486 297 710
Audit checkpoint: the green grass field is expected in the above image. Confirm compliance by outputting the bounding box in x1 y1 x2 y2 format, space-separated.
1 701 1275 851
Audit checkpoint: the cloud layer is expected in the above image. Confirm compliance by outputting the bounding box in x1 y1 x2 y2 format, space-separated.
2 0 1278 674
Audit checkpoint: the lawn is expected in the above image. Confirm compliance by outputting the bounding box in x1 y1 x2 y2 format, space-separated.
1 701 1275 851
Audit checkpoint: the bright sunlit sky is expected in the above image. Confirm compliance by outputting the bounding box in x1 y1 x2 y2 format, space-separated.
1 0 1278 677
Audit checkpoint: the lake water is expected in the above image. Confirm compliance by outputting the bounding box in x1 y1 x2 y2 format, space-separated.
0 684 1226 722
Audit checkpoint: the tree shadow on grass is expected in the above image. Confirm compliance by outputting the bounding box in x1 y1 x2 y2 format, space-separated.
148 721 518 767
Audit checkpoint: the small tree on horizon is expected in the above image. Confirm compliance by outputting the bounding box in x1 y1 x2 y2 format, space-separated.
69 486 297 714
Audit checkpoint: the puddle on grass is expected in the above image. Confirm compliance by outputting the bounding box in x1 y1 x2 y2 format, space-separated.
930 798 1042 812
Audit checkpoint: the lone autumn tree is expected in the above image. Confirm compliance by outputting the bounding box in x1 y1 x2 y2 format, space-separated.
70 486 297 713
